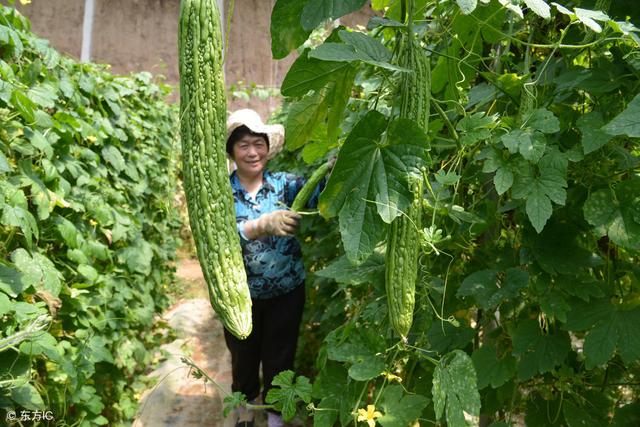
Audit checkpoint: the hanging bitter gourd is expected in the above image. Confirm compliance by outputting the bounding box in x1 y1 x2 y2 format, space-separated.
385 34 431 339
178 0 252 339
386 177 423 339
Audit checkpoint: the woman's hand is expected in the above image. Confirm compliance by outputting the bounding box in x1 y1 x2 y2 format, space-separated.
244 210 301 239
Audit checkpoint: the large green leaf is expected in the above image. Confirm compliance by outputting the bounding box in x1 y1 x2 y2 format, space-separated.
281 50 351 98
602 93 640 137
378 385 429 427
285 66 355 150
432 350 481 427
583 178 640 250
577 112 612 154
12 248 63 297
0 264 27 297
471 346 516 389
265 370 312 421
511 319 570 379
318 111 429 262
270 0 312 59
309 30 403 72
457 268 528 310
11 382 45 410
569 301 640 368
300 0 368 31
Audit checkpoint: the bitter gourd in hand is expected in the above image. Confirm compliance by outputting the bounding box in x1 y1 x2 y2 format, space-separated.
291 160 331 212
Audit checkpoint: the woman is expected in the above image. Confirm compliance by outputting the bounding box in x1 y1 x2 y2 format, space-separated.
224 109 324 427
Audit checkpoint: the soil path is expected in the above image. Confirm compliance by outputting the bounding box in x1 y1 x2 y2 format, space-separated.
133 259 267 427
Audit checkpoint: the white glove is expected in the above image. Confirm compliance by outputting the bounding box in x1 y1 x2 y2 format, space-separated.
245 210 301 238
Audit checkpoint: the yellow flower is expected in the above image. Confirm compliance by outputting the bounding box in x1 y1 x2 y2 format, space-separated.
20 0 32 5
382 371 403 383
357 405 383 427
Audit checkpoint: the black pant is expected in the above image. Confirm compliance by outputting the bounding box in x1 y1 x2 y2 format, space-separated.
223 284 305 404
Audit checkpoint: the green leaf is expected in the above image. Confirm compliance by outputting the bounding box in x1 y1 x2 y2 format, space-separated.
0 291 11 316
55 216 81 248
11 383 45 410
523 0 551 19
28 83 58 109
435 170 461 186
378 385 429 427
526 108 560 134
319 111 429 262
574 8 610 33
432 350 481 427
511 319 570 379
270 0 312 59
223 392 248 417
10 89 36 123
285 66 355 150
300 0 368 31
456 0 478 15
265 370 312 421
0 264 27 297
118 239 153 275
12 248 63 297
456 113 496 146
281 51 351 98
314 253 384 285
602 93 640 137
101 145 126 172
457 268 528 310
501 129 530 154
309 41 403 72
87 335 115 364
2 205 38 248
471 346 516 389
577 112 613 154
0 151 11 173
494 167 513 195
525 183 552 233
612 403 640 427
19 331 62 363
583 179 640 250
427 320 475 353
78 264 99 283
582 307 640 368
348 354 385 381
520 132 546 163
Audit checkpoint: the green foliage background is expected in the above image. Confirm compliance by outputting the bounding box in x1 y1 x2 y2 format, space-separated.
265 0 640 425
0 5 181 426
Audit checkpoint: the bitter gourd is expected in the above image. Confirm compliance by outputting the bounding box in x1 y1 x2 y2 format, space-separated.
385 34 430 339
178 0 252 339
291 160 331 212
386 177 423 339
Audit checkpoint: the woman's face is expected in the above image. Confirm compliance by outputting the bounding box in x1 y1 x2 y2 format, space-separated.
232 134 269 177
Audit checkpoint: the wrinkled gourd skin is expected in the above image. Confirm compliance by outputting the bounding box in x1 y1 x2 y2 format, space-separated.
178 0 252 339
386 39 430 339
386 178 423 339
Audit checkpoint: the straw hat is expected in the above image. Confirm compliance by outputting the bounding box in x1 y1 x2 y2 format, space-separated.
226 109 285 159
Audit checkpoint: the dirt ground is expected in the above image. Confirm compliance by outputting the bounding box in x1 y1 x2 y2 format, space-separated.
133 259 268 427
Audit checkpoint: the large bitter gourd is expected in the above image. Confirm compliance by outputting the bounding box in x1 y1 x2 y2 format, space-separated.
385 36 430 339
178 0 252 339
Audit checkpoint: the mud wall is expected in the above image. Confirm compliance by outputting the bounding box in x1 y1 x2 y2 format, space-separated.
6 0 372 118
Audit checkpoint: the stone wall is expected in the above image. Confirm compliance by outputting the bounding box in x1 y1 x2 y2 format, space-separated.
6 0 372 118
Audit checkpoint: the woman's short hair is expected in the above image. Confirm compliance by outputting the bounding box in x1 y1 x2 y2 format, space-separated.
226 125 270 156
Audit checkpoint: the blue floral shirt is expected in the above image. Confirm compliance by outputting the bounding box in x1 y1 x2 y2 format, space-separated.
231 170 322 299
